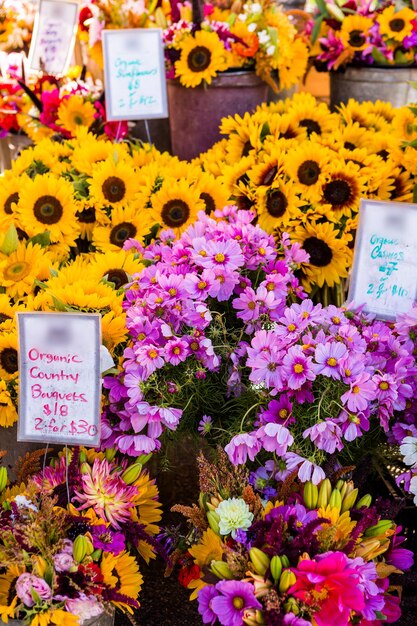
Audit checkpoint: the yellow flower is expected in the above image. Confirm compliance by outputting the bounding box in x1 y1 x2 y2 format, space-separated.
0 242 52 298
57 95 96 136
256 180 303 233
285 142 331 202
0 595 18 623
31 609 80 626
16 174 79 246
0 379 18 428
378 5 415 42
319 161 366 221
0 172 24 229
130 470 162 563
89 158 138 209
101 311 128 354
194 172 230 215
93 205 152 253
340 15 373 52
276 37 309 90
101 551 143 611
88 250 144 290
189 528 224 568
149 179 204 237
175 30 229 88
316 505 357 550
0 331 18 381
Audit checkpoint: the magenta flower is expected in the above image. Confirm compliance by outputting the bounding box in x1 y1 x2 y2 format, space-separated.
196 239 244 272
282 347 315 390
165 338 189 365
198 585 219 625
198 414 213 436
133 344 165 378
341 372 376 412
210 580 262 626
233 286 260 322
303 420 343 454
225 432 261 465
91 525 126 555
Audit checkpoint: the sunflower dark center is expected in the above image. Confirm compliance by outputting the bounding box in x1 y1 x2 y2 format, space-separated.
102 176 126 203
236 195 255 211
4 192 19 215
33 195 63 225
109 222 137 247
282 128 297 139
74 115 84 125
187 46 212 72
200 192 216 215
0 313 11 324
266 189 288 218
391 177 405 199
300 119 321 136
377 149 389 161
16 228 28 241
302 236 333 267
344 141 356 150
76 207 96 223
297 160 321 185
323 179 352 207
261 165 278 186
0 347 18 374
161 199 190 227
105 268 129 289
348 30 366 47
389 18 405 32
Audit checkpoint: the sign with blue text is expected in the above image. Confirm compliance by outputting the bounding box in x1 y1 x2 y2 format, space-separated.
17 312 101 446
348 199 417 320
28 0 79 75
102 28 168 121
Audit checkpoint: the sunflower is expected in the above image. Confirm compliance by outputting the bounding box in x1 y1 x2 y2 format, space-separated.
388 167 413 202
175 30 229 88
391 107 417 142
276 37 309 90
285 142 331 202
0 295 21 333
149 179 204 236
89 250 143 289
89 157 138 209
0 331 18 380
0 564 21 618
267 113 307 143
101 551 143 610
196 138 229 177
0 172 24 228
319 161 366 220
322 122 371 153
57 95 96 136
130 470 162 562
316 505 357 550
189 528 224 568
378 5 415 42
30 139 72 176
101 311 128 353
340 15 373 52
0 381 18 426
71 136 129 176
292 220 352 289
248 153 284 188
0 242 52 298
287 92 339 137
256 180 303 233
194 173 230 214
93 205 152 253
220 155 256 197
16 174 79 246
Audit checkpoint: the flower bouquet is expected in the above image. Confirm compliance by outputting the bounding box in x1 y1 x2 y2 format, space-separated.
0 0 35 54
166 450 413 625
0 446 162 625
308 0 417 71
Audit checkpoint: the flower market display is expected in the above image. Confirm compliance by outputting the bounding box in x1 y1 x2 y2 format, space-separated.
308 0 417 70
79 0 309 92
0 446 162 624
0 0 34 54
167 449 413 625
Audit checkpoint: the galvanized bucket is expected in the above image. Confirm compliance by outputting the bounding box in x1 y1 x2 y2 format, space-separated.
167 71 269 161
330 66 417 109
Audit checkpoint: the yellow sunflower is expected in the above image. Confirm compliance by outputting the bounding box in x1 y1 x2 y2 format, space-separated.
16 174 79 246
287 92 339 138
316 505 357 550
130 470 162 563
340 15 373 52
256 180 303 233
388 167 413 202
101 551 143 611
71 135 130 176
291 220 353 289
0 172 24 228
285 142 331 202
248 153 284 188
149 179 204 236
57 95 96 136
89 158 138 208
194 173 230 215
220 155 256 197
276 37 309 90
189 528 224 568
196 138 229 177
0 294 22 333
0 378 17 427
101 311 128 354
0 242 52 298
93 205 152 253
378 5 415 42
319 161 366 220
0 331 18 380
175 30 229 88
89 250 143 289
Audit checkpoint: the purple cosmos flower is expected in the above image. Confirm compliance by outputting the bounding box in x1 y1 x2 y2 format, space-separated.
256 423 294 455
210 580 262 626
303 420 343 454
165 338 189 366
341 372 376 412
198 585 219 625
232 286 260 322
225 432 261 465
198 415 213 436
282 347 315 390
257 397 294 426
196 239 245 272
314 341 347 379
91 525 126 555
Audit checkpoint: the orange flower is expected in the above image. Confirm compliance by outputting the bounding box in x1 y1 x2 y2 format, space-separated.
231 23 259 57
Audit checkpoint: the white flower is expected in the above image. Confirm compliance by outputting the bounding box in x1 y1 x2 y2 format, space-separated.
400 436 417 466
215 498 254 538
14 495 38 512
409 474 417 505
250 2 262 12
258 30 270 44
247 22 257 32
266 45 276 56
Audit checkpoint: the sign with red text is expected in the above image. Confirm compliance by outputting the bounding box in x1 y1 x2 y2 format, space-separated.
28 0 79 75
348 199 417 320
17 312 101 446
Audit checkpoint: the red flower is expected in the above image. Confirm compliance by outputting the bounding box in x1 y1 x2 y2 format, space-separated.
79 6 93 32
178 553 201 587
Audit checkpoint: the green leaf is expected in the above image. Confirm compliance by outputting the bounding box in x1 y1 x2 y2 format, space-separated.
315 0 329 15
30 587 42 605
0 224 18 255
260 122 270 142
408 106 417 116
327 4 345 20
28 231 51 248
44 565 54 587
371 48 389 65
52 296 69 312
374 612 387 621
311 16 324 44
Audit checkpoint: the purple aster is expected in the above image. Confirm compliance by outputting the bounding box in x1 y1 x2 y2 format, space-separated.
282 347 315 390
256 423 294 455
210 268 240 301
284 452 325 485
248 350 285 390
123 371 145 405
198 414 213 436
210 580 262 626
336 409 370 442
90 525 125 555
341 372 376 412
198 585 219 625
314 341 347 379
225 432 261 465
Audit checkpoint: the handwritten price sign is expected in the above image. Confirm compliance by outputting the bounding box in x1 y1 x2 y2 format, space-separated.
348 199 417 320
102 29 168 121
28 0 79 75
17 312 101 446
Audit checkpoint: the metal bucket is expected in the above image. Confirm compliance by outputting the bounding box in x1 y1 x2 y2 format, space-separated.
167 71 269 161
330 66 417 109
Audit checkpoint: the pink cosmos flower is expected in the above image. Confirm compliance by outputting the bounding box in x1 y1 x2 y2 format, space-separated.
289 552 366 626
196 239 245 272
282 347 315 390
341 372 376 412
314 341 347 379
303 420 343 454
256 423 294 455
225 432 261 465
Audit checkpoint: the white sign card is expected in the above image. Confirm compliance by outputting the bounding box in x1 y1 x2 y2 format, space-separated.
348 199 417 320
102 28 168 121
28 0 79 75
17 312 101 446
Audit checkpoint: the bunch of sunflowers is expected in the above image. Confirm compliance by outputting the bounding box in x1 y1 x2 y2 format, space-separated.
309 0 417 71
0 445 162 624
198 92 417 297
167 450 413 625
